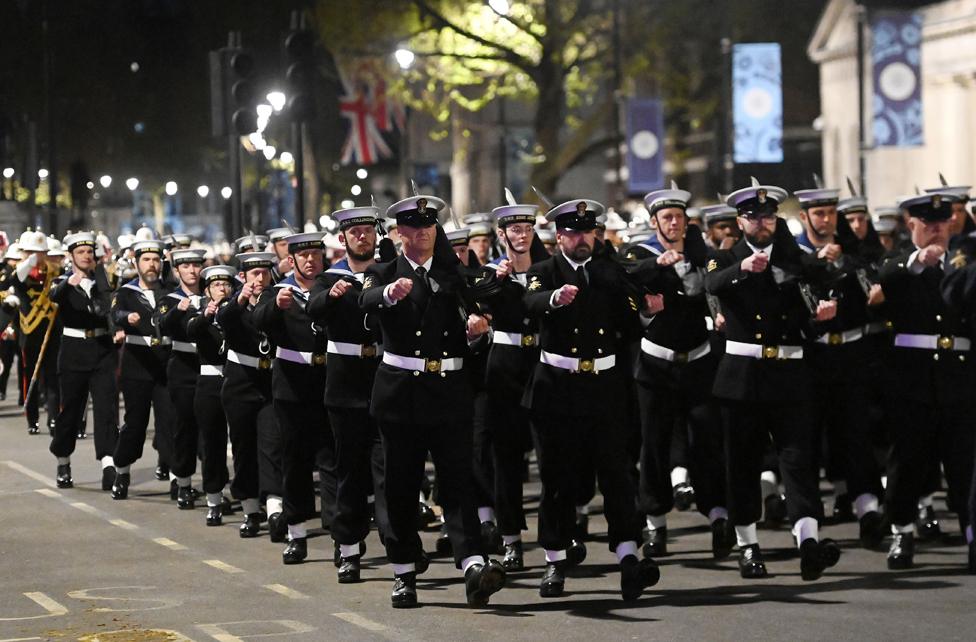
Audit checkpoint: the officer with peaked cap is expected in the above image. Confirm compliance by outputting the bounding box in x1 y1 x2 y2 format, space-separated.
48 232 118 490
522 197 660 601
879 191 975 570
360 193 507 609
705 179 841 581
216 251 284 541
110 239 177 499
925 178 973 244
307 205 391 584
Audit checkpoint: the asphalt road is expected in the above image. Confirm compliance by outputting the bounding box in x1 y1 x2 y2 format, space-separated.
2 396 976 642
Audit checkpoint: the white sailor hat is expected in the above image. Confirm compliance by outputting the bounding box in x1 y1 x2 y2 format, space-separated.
134 226 157 241
333 206 379 230
236 251 276 269
604 210 627 231
46 236 66 257
535 227 556 243
235 234 268 252
5 242 22 261
170 248 207 265
266 227 292 242
132 239 165 257
63 231 96 252
701 204 738 226
643 183 692 215
726 179 789 218
463 212 494 226
544 199 605 231
837 195 869 215
165 233 193 249
493 204 538 226
467 222 492 238
117 234 134 251
446 228 471 246
794 188 840 209
898 191 959 221
925 174 970 201
384 217 398 231
284 232 325 252
387 195 446 227
201 264 237 285
18 230 48 252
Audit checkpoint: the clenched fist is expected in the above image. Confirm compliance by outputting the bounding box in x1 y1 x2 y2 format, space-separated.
916 244 945 268
656 249 684 267
387 277 413 303
815 299 838 322
643 293 665 316
494 259 513 280
126 312 141 326
741 252 769 273
177 297 191 311
237 283 254 306
329 279 353 299
817 243 842 262
276 287 294 310
466 313 489 340
553 284 579 307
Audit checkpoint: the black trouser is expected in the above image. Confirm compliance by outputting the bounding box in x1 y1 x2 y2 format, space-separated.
637 376 725 519
50 353 118 461
318 436 338 531
379 417 483 567
273 398 332 527
485 392 530 536
329 406 389 547
114 376 176 469
195 375 229 495
222 388 276 503
0 338 17 394
886 395 974 531
169 384 198 480
721 399 823 527
470 390 495 510
532 409 642 553
256 400 284 501
22 332 59 425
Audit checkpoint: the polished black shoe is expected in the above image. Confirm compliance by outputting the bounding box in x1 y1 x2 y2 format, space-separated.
417 502 437 529
337 555 361 584
711 518 735 560
239 512 262 538
0 391 6 401
738 544 768 579
887 532 914 570
480 520 503 554
28 422 39 435
575 513 589 541
333 541 367 568
464 559 506 607
916 505 941 541
620 554 660 601
642 527 668 557
101 466 115 491
282 538 308 565
799 538 826 581
206 506 222 526
154 462 169 481
859 511 884 549
111 472 130 500
76 430 87 440
169 479 179 501
763 493 787 527
539 561 566 597
502 541 524 571
56 464 73 489
968 541 976 574
268 512 287 543
673 482 695 511
833 493 855 522
177 485 195 510
391 572 418 608
566 539 587 567
220 495 235 516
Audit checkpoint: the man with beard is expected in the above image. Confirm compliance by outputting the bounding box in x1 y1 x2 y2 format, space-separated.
702 203 741 250
110 240 177 500
522 198 660 601
307 206 390 584
705 180 841 580
48 232 118 490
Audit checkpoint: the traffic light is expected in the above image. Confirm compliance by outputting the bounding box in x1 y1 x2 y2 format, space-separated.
209 42 258 137
282 25 316 122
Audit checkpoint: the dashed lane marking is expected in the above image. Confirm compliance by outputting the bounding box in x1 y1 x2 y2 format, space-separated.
263 583 310 600
3 460 54 487
70 501 99 515
153 537 187 551
333 611 389 632
34 488 61 498
109 518 139 531
203 559 245 574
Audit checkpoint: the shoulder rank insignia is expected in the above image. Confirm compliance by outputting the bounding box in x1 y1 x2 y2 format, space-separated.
629 296 638 311
626 252 636 260
707 259 718 272
362 275 374 290
527 278 541 291
951 249 968 270
160 305 168 313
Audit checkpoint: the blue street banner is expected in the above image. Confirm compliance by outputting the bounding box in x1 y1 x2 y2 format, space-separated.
626 98 664 193
733 43 783 163
871 10 924 147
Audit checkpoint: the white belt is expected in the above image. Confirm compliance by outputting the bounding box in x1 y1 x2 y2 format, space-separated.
383 351 463 374
815 328 864 346
226 350 273 370
172 340 197 353
275 346 327 366
863 321 889 336
641 338 711 363
540 350 616 373
125 335 172 347
725 340 803 360
63 327 108 339
704 316 715 331
327 340 381 358
893 333 971 352
199 364 223 376
493 331 539 348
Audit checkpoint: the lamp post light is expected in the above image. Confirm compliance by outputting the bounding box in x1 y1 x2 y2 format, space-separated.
165 181 178 196
126 177 139 191
394 48 415 70
99 175 112 189
221 186 233 199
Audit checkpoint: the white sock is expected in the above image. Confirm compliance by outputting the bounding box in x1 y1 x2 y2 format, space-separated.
919 494 934 508
646 514 667 531
101 455 114 469
178 476 192 488
545 549 567 562
206 492 222 508
853 493 879 519
418 490 426 503
576 503 590 517
56 457 70 465
614 541 638 562
478 506 496 523
288 523 307 540
833 479 848 497
735 523 758 547
502 534 521 545
116 465 130 474
169 471 177 482
266 496 283 515
461 555 485 573
892 523 914 534
760 471 778 498
670 466 689 487
392 562 415 575
340 543 361 558
241 498 260 515
792 516 819 547
881 475 887 489
708 507 729 524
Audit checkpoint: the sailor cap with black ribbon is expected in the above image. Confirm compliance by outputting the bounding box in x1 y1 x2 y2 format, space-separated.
837 195 868 215
701 203 738 226
644 183 692 215
63 231 97 252
387 195 446 227
201 264 237 285
266 227 292 242
170 248 207 265
924 174 970 201
284 231 325 252
333 206 379 230
235 234 268 252
493 203 537 226
726 178 789 218
446 227 470 246
132 239 165 257
898 191 960 221
165 233 193 249
236 251 276 269
467 222 492 238
536 227 556 243
545 199 605 231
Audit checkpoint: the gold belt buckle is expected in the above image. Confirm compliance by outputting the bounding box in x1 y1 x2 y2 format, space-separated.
674 351 688 364
762 345 779 360
312 353 327 366
361 345 377 358
258 357 272 370
578 359 594 373
938 335 954 350
828 333 843 346
85 329 95 338
150 337 160 347
521 334 536 347
425 358 442 373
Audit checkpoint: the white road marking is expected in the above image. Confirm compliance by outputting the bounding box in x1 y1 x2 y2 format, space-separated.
3 460 54 487
23 592 68 616
333 611 388 632
153 537 188 551
197 621 315 642
0 637 44 641
203 559 245 574
34 488 61 498
70 501 99 515
109 518 138 531
263 583 309 600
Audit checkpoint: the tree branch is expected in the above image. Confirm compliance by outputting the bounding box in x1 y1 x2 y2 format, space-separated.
487 5 544 44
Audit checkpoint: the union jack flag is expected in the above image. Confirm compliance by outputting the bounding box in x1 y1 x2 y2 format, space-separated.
339 63 405 166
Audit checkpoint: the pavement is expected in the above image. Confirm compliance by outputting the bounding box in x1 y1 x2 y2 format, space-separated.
1 396 976 642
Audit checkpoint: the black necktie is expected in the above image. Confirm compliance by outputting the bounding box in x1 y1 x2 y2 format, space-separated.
416 266 431 292
576 265 588 287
